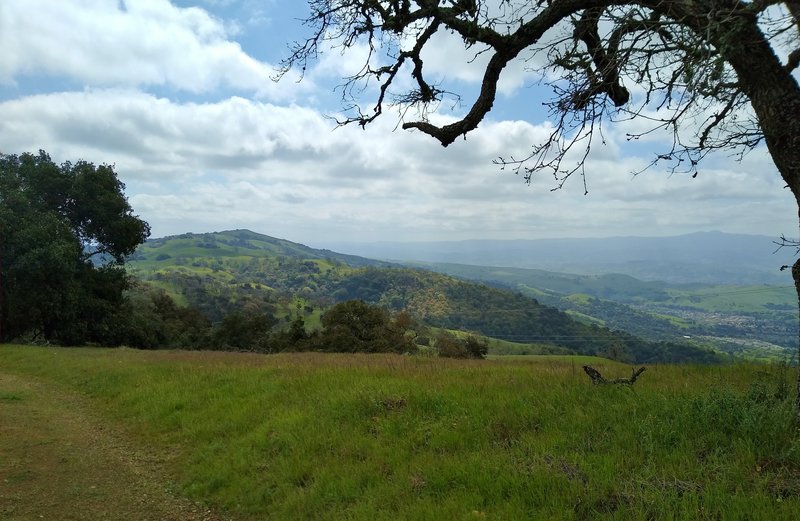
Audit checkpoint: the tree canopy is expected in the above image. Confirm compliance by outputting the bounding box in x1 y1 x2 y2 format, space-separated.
280 1 799 192
281 0 800 413
0 151 151 344
314 299 417 353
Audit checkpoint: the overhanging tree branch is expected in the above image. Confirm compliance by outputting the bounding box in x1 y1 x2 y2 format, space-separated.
280 0 800 417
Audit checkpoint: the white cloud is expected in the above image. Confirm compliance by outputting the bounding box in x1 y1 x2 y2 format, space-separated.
0 0 306 99
2 87 793 242
0 89 333 176
0 0 794 246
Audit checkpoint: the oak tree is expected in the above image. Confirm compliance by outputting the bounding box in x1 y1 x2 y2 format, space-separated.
279 0 800 414
318 299 416 353
0 151 150 344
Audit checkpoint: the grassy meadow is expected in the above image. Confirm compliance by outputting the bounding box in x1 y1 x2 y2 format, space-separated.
663 285 796 313
1 345 799 520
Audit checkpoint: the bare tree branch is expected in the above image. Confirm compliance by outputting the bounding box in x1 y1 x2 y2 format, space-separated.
279 0 800 418
583 365 647 385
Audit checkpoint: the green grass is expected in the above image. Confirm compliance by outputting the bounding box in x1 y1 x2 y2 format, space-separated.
487 354 610 363
426 328 571 356
565 293 592 306
651 312 693 328
0 390 26 401
565 309 606 327
664 285 796 313
1 345 799 520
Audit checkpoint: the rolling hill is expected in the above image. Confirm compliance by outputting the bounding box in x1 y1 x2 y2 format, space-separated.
126 230 723 364
409 261 797 361
131 229 391 268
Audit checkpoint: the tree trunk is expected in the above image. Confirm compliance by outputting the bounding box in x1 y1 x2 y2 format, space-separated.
716 16 800 420
742 72 800 423
793 258 800 420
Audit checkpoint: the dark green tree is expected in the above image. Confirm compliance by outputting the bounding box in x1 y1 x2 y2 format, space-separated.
0 151 150 344
317 300 416 353
262 314 311 353
435 332 488 359
110 286 212 349
211 309 277 350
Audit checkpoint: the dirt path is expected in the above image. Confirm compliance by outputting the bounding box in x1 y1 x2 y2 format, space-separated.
0 370 231 521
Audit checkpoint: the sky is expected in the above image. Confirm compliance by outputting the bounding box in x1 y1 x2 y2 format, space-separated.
0 0 796 246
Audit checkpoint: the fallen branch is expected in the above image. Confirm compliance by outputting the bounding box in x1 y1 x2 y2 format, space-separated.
583 365 646 385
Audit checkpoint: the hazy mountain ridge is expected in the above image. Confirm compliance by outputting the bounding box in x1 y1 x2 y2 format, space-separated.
316 231 797 285
402 262 674 303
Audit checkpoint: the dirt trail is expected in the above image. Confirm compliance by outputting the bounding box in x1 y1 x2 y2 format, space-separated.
0 369 230 521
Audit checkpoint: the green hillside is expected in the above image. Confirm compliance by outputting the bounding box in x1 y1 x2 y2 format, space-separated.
131 229 389 268
126 230 722 364
329 267 721 363
128 229 391 323
413 261 797 360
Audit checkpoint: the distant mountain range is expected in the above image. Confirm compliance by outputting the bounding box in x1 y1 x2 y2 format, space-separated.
315 231 797 285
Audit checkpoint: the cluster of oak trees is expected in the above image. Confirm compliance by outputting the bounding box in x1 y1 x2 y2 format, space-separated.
108 284 488 358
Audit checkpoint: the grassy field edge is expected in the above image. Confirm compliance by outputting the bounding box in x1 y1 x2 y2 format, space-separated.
2 345 799 520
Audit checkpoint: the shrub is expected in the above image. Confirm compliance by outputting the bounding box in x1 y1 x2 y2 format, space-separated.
316 300 416 354
435 333 487 359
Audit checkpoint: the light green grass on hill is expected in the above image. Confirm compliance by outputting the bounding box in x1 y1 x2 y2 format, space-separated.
664 285 796 313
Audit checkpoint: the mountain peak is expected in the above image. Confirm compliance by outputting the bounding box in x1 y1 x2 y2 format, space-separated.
134 229 389 269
